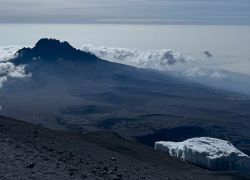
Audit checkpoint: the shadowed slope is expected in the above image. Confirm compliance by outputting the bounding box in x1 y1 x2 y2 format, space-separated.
0 115 248 180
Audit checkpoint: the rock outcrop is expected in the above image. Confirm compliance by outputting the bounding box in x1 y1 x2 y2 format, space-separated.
13 38 99 64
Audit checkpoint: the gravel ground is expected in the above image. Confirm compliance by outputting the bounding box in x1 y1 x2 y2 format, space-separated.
0 115 248 180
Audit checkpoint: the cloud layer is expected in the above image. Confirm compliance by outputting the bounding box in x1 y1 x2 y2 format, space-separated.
0 46 20 62
81 44 227 79
0 62 30 87
0 45 229 82
0 0 249 25
184 67 226 79
1 45 250 95
82 45 193 70
0 46 30 87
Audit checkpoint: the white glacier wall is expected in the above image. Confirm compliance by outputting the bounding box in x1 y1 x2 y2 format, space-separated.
155 137 250 174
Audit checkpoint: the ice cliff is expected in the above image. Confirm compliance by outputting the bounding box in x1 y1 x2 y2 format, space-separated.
155 137 250 174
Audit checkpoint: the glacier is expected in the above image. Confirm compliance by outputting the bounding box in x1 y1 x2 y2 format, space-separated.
155 137 250 174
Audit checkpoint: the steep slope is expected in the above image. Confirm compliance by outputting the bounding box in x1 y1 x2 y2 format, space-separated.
0 115 248 180
0 38 250 156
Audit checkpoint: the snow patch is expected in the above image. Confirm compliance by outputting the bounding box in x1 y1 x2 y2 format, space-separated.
155 137 250 174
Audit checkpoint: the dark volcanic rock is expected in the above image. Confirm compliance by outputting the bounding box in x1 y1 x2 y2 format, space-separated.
26 163 35 169
13 38 99 64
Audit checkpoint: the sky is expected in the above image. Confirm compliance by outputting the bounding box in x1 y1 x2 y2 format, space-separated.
0 0 250 25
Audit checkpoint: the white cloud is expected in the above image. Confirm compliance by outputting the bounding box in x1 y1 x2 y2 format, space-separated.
0 76 8 87
82 45 232 83
81 45 233 81
184 67 227 79
0 46 31 88
0 62 30 87
0 46 20 62
82 45 193 70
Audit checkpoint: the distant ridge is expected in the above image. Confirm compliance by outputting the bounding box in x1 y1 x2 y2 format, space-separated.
13 38 99 64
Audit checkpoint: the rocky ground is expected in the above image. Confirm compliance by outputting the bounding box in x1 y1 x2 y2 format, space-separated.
0 115 248 180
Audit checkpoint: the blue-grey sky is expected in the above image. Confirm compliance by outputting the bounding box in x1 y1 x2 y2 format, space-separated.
0 0 249 25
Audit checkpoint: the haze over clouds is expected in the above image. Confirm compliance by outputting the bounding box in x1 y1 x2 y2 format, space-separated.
0 45 221 81
82 45 250 95
81 45 231 78
0 42 250 95
0 45 244 81
0 0 249 25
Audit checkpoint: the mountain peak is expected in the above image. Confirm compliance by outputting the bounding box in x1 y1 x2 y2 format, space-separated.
14 38 98 64
34 38 73 51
